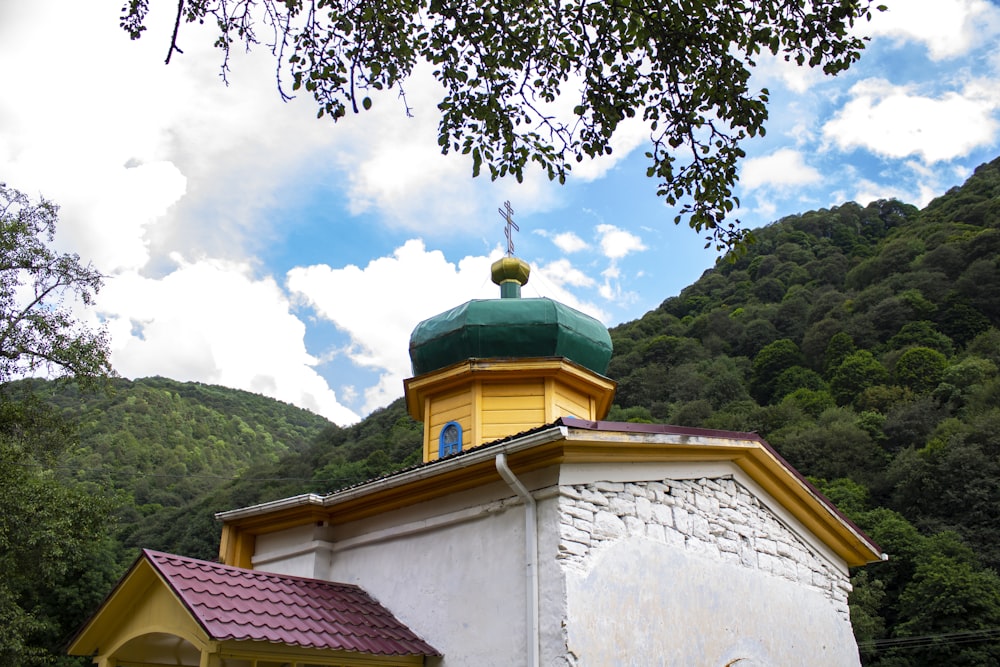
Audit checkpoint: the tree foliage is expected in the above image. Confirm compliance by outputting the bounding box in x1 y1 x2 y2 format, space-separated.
0 187 117 665
0 412 120 666
121 0 882 248
0 185 112 384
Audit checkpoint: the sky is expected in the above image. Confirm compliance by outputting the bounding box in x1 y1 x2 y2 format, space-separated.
1 1 999 425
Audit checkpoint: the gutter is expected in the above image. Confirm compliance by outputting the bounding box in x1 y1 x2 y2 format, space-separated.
496 452 540 667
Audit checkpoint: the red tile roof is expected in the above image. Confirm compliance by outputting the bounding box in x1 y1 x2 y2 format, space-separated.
143 549 439 657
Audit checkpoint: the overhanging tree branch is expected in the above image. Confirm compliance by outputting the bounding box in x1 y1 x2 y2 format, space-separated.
121 0 885 250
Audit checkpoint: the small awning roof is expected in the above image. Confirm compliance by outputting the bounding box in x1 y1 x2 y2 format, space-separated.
69 549 439 660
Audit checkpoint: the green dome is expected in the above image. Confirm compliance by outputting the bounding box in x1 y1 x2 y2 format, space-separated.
408 297 613 376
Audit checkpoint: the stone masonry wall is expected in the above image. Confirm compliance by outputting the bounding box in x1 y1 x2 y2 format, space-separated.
556 476 852 620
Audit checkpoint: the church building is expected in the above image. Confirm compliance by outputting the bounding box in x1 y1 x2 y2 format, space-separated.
69 248 883 666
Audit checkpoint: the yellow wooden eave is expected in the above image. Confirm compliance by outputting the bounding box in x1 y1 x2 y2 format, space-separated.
214 641 424 665
218 425 881 569
404 357 616 422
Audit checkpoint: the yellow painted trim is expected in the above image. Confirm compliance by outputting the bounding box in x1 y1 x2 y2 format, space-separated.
471 380 483 449
481 381 545 397
219 524 256 569
69 558 212 658
544 376 555 423
404 357 616 422
216 640 425 665
422 396 432 464
406 357 615 461
219 427 880 568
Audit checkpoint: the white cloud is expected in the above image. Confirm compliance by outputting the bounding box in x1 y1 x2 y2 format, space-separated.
535 230 589 253
822 78 1000 163
534 259 595 289
331 68 480 229
848 179 913 207
581 225 645 306
523 265 608 322
866 0 1000 60
321 63 568 235
98 256 360 425
286 240 499 413
741 148 822 190
788 121 816 147
554 231 589 253
0 0 545 264
847 161 946 209
752 197 778 221
598 265 620 301
570 117 651 181
596 224 647 260
0 0 352 268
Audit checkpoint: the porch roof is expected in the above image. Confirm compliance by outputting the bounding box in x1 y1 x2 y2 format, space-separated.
68 548 439 661
144 550 439 656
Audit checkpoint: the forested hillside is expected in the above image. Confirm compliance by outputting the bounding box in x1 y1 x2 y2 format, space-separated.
1 375 343 664
117 394 423 561
49 376 336 509
607 155 1000 664
19 156 1000 665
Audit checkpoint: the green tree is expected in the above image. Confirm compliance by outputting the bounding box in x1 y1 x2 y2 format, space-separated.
750 338 803 404
770 365 827 402
887 321 953 356
823 331 856 376
767 407 885 483
0 186 117 665
122 0 883 248
894 347 947 395
894 548 1000 666
0 185 112 382
830 350 888 406
779 387 835 419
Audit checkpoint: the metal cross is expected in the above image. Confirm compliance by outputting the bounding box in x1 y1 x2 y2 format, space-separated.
498 200 518 256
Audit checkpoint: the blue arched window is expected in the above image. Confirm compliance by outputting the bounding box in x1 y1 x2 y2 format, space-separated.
439 421 463 457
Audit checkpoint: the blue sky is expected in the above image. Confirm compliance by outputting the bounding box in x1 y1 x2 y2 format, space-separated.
1 1 999 424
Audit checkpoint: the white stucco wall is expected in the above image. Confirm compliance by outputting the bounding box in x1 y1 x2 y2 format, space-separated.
554 476 860 666
246 464 863 667
564 537 860 666
250 475 558 666
329 506 525 665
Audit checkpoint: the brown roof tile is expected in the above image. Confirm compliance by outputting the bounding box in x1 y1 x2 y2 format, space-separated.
144 550 439 657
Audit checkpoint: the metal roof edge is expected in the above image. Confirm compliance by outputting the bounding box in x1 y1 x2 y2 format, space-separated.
215 492 327 522
215 426 569 522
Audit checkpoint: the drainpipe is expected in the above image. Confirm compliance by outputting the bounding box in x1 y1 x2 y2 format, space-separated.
496 452 540 667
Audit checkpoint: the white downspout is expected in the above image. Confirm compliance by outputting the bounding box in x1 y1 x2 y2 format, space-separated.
496 452 540 667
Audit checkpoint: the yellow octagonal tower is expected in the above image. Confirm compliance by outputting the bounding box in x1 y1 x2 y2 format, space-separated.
405 255 616 462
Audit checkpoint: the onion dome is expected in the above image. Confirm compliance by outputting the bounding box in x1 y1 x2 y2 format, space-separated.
408 256 612 377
